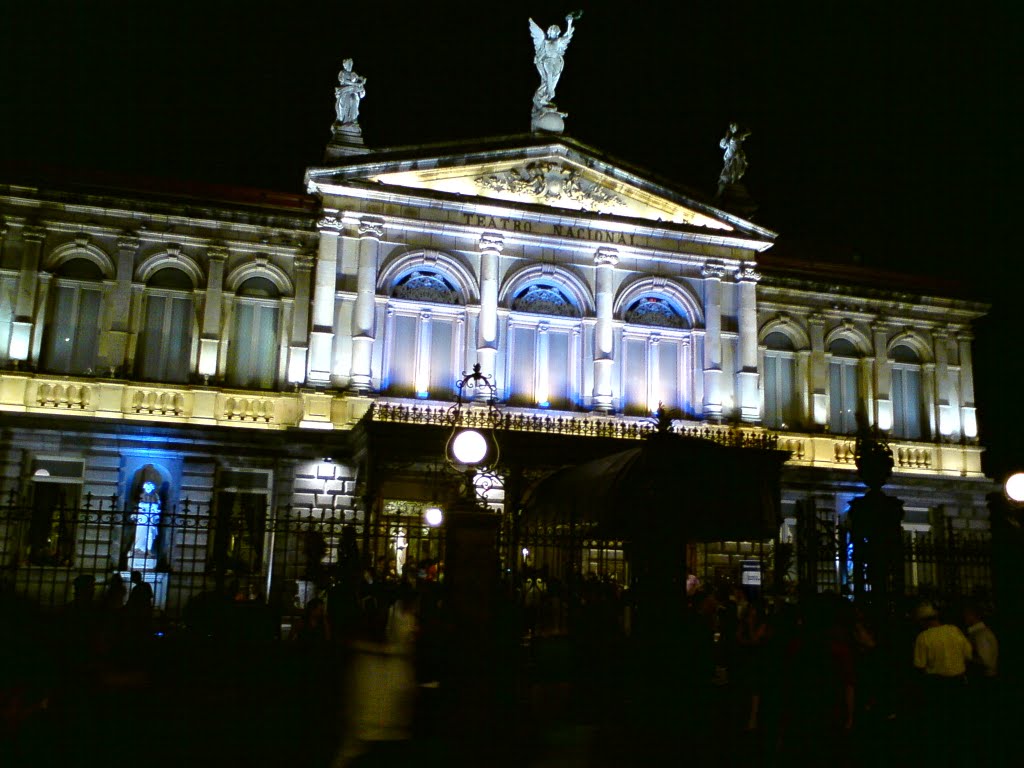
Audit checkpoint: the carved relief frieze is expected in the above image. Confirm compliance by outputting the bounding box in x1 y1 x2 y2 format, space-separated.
475 162 625 211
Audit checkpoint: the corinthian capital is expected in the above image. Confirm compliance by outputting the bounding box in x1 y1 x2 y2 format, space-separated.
293 252 316 271
594 247 619 267
702 263 727 280
478 233 504 253
736 265 761 282
317 215 343 233
357 218 384 239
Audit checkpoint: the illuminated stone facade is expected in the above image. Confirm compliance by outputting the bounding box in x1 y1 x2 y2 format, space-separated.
0 134 993 611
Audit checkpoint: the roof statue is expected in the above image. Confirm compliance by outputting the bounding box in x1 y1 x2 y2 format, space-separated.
334 58 366 126
327 58 370 159
718 122 751 187
529 11 583 134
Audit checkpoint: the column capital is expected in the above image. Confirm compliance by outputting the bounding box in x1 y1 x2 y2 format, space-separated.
956 330 974 343
870 317 892 335
293 252 316 271
317 215 344 233
357 218 385 239
807 312 826 326
594 247 619 267
701 263 728 280
22 224 47 243
478 233 504 253
736 265 761 282
117 232 141 251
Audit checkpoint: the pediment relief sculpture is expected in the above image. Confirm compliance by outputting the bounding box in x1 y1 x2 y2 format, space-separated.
475 162 625 212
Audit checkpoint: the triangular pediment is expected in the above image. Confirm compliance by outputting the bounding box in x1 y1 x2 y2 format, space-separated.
306 137 774 240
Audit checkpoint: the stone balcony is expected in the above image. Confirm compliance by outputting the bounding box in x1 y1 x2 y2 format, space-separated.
0 371 985 478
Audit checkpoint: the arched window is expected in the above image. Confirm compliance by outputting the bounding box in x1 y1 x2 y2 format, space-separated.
41 258 104 375
620 297 691 416
227 276 281 390
507 283 581 408
828 338 861 435
763 331 797 430
135 267 194 383
891 344 924 439
384 270 463 399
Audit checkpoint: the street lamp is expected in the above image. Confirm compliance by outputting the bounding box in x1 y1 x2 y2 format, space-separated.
445 364 502 503
1005 472 1024 505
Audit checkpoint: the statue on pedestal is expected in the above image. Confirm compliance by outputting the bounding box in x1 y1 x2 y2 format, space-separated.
334 58 366 126
718 122 752 186
528 11 582 133
131 480 161 561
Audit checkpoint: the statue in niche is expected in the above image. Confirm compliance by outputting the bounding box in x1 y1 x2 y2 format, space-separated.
718 122 752 186
529 11 582 131
131 480 161 559
334 58 367 125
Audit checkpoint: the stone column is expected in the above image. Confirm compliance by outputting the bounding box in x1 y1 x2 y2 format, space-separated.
592 247 618 412
8 225 46 365
309 216 341 383
957 331 977 439
808 313 827 427
922 362 937 439
535 323 550 406
198 246 227 382
735 265 761 422
288 253 315 385
476 234 503 396
350 217 384 393
871 321 891 431
701 264 726 418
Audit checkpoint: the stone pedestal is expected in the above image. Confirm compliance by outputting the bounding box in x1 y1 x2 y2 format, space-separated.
325 122 370 160
531 108 565 134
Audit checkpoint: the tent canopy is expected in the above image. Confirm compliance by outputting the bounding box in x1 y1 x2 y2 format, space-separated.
520 433 788 543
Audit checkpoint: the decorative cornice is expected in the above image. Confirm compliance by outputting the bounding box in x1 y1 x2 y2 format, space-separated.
702 264 728 280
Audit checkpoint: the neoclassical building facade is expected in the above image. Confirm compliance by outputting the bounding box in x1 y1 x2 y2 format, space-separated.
0 135 992 613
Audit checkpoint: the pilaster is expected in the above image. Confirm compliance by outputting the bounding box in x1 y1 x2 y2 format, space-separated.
8 225 46 364
592 247 618 412
288 252 315 385
198 246 227 382
808 313 827 427
735 265 760 422
701 264 725 418
957 330 977 439
309 216 341 383
100 233 140 374
350 217 383 393
871 320 891 431
476 233 503 397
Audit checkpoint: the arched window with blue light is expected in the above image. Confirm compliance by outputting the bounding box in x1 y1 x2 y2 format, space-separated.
384 269 464 399
620 296 691 416
828 337 861 435
507 282 581 409
891 343 925 439
41 258 104 375
762 331 797 430
136 267 195 384
227 276 281 390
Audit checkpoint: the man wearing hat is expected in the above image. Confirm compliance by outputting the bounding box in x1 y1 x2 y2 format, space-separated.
912 601 973 764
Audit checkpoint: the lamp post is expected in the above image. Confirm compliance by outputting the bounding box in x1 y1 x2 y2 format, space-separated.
847 421 905 616
440 364 504 749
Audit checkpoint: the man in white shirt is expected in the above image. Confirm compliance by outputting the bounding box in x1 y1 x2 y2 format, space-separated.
963 602 998 678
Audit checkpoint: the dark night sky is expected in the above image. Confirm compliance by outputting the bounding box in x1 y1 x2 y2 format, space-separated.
1 0 1021 472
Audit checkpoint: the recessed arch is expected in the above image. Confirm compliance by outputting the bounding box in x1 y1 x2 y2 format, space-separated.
758 316 810 350
44 241 115 279
824 324 871 356
377 248 479 304
225 260 294 297
500 262 594 317
887 331 933 363
136 250 205 289
614 276 703 328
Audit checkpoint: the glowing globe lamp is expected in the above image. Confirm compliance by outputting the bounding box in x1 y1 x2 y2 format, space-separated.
1006 472 1024 504
451 429 488 465
425 507 444 527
